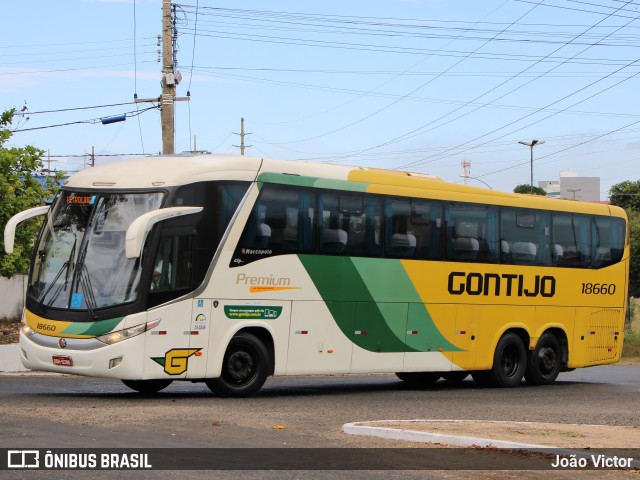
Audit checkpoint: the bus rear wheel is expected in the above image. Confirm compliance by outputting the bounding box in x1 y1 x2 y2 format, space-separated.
395 372 441 385
206 333 269 397
122 379 173 394
525 333 561 385
473 333 526 388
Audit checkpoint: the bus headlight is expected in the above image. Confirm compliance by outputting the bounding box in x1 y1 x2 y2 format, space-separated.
21 312 36 337
21 324 36 337
96 319 161 345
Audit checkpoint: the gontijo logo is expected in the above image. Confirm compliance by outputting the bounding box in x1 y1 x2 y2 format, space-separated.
151 348 201 375
448 271 556 297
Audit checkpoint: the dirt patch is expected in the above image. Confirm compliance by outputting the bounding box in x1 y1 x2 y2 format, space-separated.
367 420 640 449
0 318 19 345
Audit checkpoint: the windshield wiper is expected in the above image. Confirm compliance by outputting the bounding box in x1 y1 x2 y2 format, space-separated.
79 265 98 320
39 237 77 306
38 261 69 306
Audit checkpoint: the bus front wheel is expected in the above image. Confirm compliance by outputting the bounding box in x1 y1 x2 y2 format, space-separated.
206 333 269 397
121 379 173 394
525 333 561 385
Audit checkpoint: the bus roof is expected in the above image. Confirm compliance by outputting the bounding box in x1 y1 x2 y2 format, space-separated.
63 154 624 219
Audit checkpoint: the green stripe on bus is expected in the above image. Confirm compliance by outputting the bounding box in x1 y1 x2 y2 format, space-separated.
351 258 461 352
298 255 461 353
257 172 369 192
61 317 124 337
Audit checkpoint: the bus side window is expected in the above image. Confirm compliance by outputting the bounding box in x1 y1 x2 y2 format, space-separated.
552 214 591 267
410 200 441 260
445 202 498 263
150 235 194 292
385 198 442 259
320 193 348 254
592 216 625 268
500 209 550 265
240 186 315 254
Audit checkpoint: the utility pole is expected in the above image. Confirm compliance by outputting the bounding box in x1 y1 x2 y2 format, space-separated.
233 117 252 155
135 0 189 155
160 0 174 155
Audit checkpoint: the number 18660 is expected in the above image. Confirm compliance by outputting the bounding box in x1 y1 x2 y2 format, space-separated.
581 283 616 295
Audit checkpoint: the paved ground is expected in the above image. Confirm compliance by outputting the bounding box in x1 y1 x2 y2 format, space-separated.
3 343 640 458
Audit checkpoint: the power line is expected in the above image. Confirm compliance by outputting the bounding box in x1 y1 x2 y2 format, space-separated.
377 0 640 169
12 106 158 133
232 0 542 146
474 117 640 181
0 60 157 77
12 102 136 116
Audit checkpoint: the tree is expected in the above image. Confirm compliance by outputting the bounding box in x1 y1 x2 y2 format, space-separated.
513 184 547 196
626 210 640 298
0 109 60 277
610 180 640 298
609 180 640 212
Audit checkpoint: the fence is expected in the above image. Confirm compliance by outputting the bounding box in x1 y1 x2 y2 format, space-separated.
0 275 27 320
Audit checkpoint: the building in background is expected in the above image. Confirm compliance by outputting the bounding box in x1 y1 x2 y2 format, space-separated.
538 171 600 202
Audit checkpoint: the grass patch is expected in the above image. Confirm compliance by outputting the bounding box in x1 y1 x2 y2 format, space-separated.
622 329 640 359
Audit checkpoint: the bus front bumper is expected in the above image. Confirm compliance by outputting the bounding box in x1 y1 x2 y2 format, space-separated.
19 330 147 379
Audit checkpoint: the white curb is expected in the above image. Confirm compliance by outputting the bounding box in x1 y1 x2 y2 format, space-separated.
344 419 552 449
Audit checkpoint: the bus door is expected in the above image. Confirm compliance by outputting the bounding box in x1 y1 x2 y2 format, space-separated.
145 231 209 379
143 301 195 380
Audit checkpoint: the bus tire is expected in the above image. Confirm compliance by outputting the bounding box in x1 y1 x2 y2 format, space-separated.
395 372 441 385
492 333 527 387
122 379 172 394
525 333 561 385
206 333 269 397
473 333 526 388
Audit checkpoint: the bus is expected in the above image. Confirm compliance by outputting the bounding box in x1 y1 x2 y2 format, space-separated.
4 154 628 396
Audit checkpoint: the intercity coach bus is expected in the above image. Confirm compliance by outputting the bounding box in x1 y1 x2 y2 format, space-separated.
4 155 628 396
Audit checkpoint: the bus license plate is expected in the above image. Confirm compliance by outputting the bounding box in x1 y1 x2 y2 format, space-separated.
52 356 73 367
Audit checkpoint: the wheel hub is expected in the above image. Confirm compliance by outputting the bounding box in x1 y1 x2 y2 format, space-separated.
227 351 255 382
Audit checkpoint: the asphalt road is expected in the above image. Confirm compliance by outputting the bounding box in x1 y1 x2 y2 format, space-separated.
1 366 639 479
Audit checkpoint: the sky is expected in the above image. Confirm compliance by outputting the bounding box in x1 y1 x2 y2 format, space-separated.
2 0 640 200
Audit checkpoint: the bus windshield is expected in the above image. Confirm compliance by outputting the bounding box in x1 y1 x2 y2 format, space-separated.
28 191 164 312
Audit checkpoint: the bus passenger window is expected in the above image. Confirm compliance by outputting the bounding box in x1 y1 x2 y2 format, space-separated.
239 186 315 255
500 209 550 265
385 198 442 259
410 200 442 260
592 216 625 268
320 194 349 254
552 214 591 267
446 203 498 263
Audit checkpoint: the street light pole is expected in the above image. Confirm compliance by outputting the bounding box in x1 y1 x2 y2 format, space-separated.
518 139 545 188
